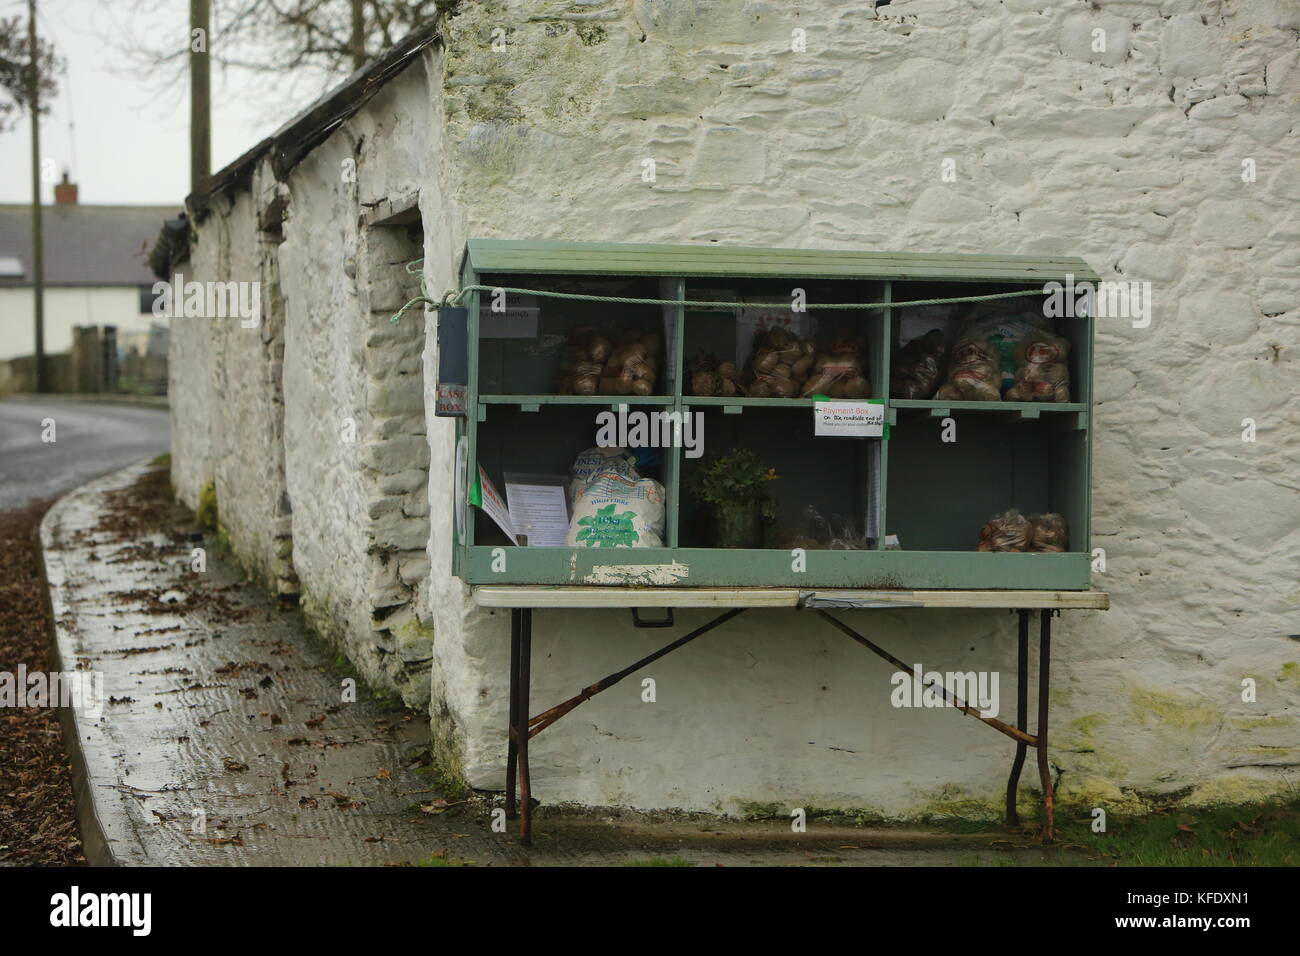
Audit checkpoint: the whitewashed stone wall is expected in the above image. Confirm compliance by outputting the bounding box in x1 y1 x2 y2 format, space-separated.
172 0 1300 819
169 67 438 706
416 0 1300 817
276 67 438 706
170 171 296 597
168 262 214 512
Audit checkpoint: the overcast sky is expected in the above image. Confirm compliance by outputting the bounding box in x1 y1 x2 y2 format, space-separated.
0 0 317 207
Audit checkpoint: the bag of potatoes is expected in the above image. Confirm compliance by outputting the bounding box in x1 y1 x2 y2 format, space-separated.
599 331 660 396
687 354 744 397
555 326 611 396
976 509 1032 552
747 328 815 398
800 335 870 399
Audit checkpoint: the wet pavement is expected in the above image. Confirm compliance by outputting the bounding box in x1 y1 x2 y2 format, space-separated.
42 460 1099 867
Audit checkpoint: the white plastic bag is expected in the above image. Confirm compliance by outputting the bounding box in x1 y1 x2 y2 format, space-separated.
566 471 666 549
568 446 639 506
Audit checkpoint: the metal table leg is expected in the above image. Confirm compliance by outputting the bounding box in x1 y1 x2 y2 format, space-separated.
505 609 520 820
1005 609 1030 826
1036 609 1055 842
505 607 534 843
518 609 533 845
504 606 746 846
815 608 1060 843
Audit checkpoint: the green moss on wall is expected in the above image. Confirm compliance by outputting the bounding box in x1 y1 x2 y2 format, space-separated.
196 480 218 531
1129 687 1221 729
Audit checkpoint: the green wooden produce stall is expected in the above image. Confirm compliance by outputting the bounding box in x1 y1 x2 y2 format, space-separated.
431 239 1109 845
452 238 1095 588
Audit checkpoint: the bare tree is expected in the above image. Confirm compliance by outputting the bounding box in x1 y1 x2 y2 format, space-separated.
0 13 61 132
107 0 446 100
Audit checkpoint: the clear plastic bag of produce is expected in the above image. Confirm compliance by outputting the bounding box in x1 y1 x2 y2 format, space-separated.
946 306 1050 396
1005 331 1071 403
772 505 869 550
935 337 1003 402
799 334 870 399
890 328 948 399
687 354 744 397
555 325 611 396
745 328 815 399
1028 512 1068 551
599 331 660 396
976 508 1033 552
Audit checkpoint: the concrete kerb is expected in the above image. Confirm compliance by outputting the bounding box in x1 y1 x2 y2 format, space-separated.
41 464 150 866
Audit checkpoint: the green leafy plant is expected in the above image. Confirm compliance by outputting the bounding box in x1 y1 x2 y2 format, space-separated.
688 448 779 521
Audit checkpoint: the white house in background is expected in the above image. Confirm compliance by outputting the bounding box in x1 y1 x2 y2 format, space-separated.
0 177 175 361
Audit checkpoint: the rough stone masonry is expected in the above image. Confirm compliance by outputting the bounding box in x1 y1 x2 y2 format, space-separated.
170 0 1300 820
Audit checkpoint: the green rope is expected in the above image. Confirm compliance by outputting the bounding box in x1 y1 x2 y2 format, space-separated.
391 278 1047 323
389 258 442 324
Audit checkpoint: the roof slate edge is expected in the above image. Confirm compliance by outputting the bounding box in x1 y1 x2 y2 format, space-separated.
186 18 443 221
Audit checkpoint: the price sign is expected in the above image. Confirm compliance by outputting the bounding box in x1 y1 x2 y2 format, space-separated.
813 400 885 438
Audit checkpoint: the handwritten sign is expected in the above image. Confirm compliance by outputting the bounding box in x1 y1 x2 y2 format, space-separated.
814 400 884 438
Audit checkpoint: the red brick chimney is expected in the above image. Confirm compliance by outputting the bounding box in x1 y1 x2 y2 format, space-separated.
54 172 78 205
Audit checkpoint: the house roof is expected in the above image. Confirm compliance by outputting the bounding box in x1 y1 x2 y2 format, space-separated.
187 17 443 221
464 239 1102 283
0 204 176 288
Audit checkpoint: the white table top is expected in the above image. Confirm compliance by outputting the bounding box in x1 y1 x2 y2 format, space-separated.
472 587 1110 611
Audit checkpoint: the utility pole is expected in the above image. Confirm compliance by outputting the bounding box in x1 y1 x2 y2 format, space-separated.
190 0 210 191
28 0 45 393
350 0 365 71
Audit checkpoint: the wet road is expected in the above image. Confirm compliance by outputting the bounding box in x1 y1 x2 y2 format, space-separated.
0 399 170 509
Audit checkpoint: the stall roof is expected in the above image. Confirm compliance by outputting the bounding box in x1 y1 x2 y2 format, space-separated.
464 239 1101 283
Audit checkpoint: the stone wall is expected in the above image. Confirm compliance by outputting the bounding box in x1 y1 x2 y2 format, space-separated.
170 61 440 704
275 65 438 706
170 0 1300 819
0 353 74 394
167 259 214 514
415 0 1300 816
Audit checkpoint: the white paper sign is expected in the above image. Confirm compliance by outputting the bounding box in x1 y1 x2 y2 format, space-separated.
479 294 539 339
506 480 570 548
814 401 884 438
